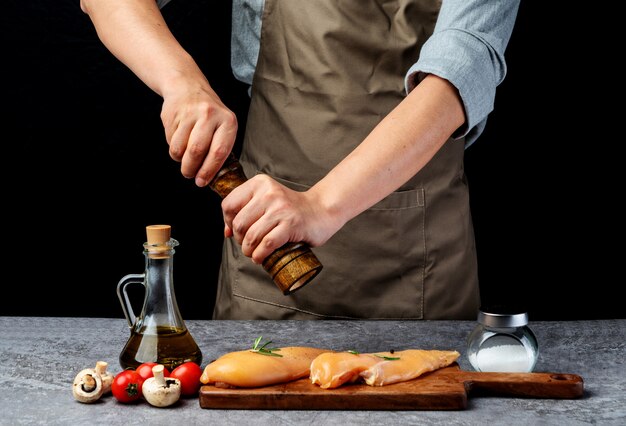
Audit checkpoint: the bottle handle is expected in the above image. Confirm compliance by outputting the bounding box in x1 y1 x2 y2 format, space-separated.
116 273 146 328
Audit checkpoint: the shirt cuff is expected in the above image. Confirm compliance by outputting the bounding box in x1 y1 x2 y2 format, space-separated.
405 29 499 146
156 0 174 8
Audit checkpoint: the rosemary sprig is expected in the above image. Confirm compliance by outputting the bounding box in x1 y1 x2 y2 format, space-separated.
348 349 399 360
374 354 400 361
250 336 283 357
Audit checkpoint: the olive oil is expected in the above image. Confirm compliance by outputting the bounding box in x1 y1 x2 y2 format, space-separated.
119 326 202 371
117 225 202 371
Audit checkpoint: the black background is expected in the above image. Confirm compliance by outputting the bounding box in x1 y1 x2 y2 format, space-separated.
3 1 621 320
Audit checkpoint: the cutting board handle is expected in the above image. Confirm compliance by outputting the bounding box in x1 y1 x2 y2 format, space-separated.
460 371 584 399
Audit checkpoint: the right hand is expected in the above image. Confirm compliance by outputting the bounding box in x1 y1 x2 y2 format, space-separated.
160 77 238 187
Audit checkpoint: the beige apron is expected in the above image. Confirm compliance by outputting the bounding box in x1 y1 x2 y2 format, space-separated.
213 0 480 320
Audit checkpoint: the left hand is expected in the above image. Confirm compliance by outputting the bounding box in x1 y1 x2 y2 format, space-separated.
220 174 341 263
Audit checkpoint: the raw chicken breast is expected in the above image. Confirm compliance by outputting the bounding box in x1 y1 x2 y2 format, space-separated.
360 349 460 386
310 349 460 389
310 352 382 389
200 346 330 388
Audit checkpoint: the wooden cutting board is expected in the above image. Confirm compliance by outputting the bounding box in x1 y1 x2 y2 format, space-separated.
199 364 583 410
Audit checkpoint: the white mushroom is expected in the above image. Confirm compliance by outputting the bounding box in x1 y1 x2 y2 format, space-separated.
72 368 104 403
94 361 114 394
142 364 181 407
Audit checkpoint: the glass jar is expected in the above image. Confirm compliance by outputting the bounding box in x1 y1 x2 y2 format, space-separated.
467 310 538 373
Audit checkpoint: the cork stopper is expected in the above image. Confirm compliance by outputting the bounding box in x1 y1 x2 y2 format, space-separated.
145 225 173 258
146 224 171 245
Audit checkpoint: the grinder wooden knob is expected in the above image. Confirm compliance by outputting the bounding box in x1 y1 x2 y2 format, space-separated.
209 154 323 295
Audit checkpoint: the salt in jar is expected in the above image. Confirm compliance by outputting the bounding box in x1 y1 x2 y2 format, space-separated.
466 310 538 373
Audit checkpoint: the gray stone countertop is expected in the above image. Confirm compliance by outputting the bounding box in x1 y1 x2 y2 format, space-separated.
0 317 624 425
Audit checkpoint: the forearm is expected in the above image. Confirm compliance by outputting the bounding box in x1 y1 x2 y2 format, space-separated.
310 74 465 228
406 0 520 145
80 0 207 97
81 0 237 184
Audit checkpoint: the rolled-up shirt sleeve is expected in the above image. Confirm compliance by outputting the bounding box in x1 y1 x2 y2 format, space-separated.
156 0 173 8
405 0 520 146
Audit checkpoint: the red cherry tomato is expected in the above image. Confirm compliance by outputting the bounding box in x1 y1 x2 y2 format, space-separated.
111 370 144 403
170 362 203 396
136 362 170 381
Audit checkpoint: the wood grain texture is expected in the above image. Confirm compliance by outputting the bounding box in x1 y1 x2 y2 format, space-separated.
199 364 584 410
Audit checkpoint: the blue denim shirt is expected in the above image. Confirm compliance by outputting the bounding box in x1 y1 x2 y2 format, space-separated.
161 0 520 146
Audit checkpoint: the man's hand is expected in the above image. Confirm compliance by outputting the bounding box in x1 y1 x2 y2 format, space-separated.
80 0 237 186
220 175 343 264
161 79 238 187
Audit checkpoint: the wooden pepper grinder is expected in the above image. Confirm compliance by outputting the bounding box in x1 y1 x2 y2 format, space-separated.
209 154 323 295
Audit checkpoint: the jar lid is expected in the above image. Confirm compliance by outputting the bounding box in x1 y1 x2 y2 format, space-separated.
477 310 529 327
